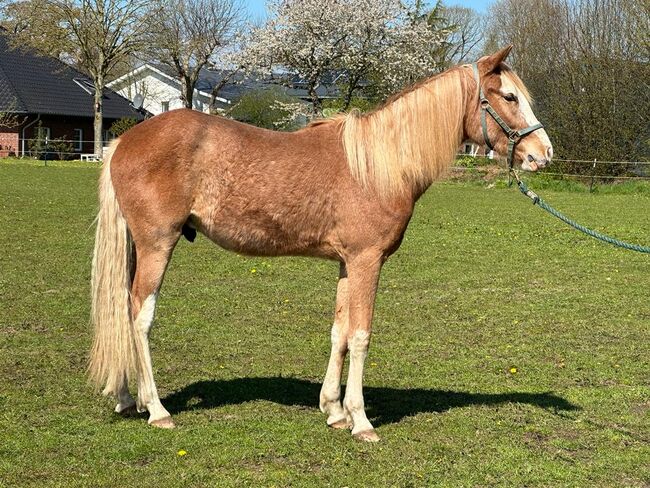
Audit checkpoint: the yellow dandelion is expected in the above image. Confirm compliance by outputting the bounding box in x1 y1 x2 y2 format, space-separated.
370 362 378 367
250 268 257 273
177 450 187 457
509 367 518 374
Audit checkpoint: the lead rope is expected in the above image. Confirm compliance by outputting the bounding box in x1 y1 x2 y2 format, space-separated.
511 170 650 253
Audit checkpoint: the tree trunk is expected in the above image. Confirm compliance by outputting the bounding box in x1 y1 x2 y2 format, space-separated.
209 79 229 113
342 74 362 112
342 89 354 112
93 75 104 158
308 83 322 116
182 76 193 109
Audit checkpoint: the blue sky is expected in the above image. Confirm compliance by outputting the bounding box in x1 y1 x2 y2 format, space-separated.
244 0 491 20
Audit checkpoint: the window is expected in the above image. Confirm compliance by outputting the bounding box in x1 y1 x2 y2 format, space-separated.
464 144 472 154
161 101 169 112
73 129 83 151
103 130 114 144
36 126 51 141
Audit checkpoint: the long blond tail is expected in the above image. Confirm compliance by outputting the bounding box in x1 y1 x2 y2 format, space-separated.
89 139 135 396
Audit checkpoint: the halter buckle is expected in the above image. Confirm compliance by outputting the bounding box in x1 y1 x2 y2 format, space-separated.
508 130 521 143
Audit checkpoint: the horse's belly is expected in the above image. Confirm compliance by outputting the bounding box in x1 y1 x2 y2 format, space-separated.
194 208 336 258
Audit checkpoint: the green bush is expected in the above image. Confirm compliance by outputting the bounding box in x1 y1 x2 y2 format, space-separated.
109 117 138 137
322 97 376 116
455 155 494 168
27 136 75 160
27 121 47 158
50 138 74 160
26 121 75 160
229 88 303 131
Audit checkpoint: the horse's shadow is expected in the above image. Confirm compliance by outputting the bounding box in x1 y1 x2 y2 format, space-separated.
162 377 579 427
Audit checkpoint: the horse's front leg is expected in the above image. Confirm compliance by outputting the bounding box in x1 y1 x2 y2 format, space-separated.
343 252 383 442
320 263 351 429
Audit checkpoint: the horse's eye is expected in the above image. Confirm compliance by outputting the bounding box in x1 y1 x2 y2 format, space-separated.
504 93 518 103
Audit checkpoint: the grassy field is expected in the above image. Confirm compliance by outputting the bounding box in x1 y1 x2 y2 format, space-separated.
0 160 648 487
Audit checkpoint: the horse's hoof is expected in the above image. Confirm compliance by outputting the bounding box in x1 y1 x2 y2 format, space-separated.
149 416 176 429
116 404 139 417
352 429 380 442
328 418 352 430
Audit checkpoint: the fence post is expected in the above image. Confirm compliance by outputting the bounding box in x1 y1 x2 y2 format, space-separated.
44 136 49 167
589 158 597 192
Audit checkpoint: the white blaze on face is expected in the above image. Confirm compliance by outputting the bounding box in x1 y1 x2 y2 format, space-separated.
499 73 552 168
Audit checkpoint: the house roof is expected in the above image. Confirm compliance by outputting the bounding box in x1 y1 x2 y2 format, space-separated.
108 63 253 103
0 33 144 119
108 62 344 104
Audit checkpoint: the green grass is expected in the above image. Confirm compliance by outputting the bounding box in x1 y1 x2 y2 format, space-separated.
451 161 650 195
0 157 100 169
1 162 648 487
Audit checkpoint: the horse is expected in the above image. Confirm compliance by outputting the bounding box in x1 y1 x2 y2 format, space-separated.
89 45 553 442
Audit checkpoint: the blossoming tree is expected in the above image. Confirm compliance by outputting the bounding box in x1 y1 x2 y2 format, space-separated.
239 0 449 115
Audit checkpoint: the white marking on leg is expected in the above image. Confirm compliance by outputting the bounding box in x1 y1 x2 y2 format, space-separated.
137 294 157 334
134 293 157 412
344 329 374 435
320 324 349 426
114 376 136 413
133 293 172 424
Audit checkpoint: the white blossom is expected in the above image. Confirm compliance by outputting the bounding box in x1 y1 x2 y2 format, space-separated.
237 0 449 113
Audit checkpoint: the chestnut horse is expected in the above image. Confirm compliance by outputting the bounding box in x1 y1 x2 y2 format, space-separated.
90 46 553 442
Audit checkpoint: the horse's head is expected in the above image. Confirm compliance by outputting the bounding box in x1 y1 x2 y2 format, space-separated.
465 46 553 171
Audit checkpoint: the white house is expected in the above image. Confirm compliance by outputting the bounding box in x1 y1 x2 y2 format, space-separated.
109 64 350 119
107 64 234 116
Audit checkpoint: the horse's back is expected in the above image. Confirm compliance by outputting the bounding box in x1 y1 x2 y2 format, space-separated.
111 108 343 184
109 109 350 258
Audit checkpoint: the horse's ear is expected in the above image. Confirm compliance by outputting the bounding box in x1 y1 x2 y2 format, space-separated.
478 45 513 74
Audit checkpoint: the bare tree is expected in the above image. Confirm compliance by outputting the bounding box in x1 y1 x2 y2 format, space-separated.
3 0 153 156
206 67 239 112
1 0 71 59
0 107 24 129
438 5 485 67
622 0 650 58
146 0 244 110
411 2 484 71
486 0 649 165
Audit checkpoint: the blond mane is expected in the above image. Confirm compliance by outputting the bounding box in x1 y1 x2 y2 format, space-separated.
342 67 467 196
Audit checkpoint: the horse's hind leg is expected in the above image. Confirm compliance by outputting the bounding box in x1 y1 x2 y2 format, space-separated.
113 248 140 415
320 263 351 429
130 237 179 428
114 373 136 415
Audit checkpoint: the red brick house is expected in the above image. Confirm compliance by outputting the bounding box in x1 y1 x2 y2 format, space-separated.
0 33 144 158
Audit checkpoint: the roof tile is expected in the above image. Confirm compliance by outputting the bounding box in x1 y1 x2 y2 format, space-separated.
0 33 143 119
